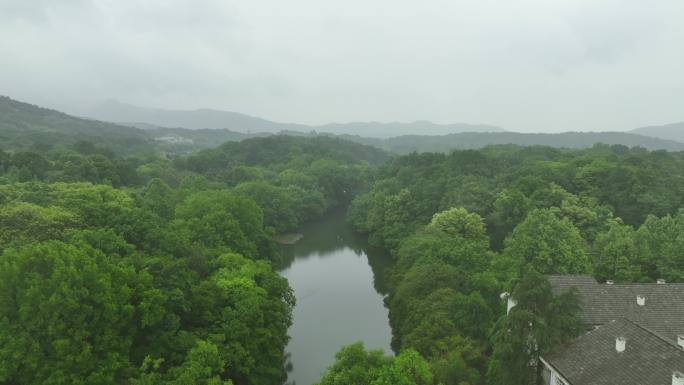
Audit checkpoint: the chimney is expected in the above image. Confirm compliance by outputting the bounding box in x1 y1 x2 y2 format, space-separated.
637 295 646 306
678 335 684 350
606 280 614 285
673 371 684 385
616 337 626 353
507 297 517 314
500 292 517 314
658 279 667 284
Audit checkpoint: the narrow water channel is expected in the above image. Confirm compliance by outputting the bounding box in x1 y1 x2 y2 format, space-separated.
278 210 393 385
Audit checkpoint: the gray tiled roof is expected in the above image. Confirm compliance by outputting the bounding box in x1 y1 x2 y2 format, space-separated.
548 275 684 342
544 318 684 385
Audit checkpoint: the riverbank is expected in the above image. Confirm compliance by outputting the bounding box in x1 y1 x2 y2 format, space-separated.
278 211 393 385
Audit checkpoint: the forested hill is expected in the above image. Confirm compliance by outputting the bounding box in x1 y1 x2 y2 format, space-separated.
7 96 684 156
83 99 506 137
316 121 504 137
86 99 302 133
631 122 684 143
340 131 684 153
0 96 154 154
176 135 389 174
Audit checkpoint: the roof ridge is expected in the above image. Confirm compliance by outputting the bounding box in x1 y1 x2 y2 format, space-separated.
622 317 684 352
542 319 624 385
608 283 684 286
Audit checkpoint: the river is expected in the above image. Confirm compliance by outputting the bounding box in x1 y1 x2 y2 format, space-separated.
278 210 393 385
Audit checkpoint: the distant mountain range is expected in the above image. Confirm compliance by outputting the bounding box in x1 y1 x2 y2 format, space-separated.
80 100 506 138
631 122 684 143
3 95 684 155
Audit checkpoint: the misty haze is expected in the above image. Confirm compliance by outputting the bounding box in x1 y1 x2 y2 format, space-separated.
1 1 684 385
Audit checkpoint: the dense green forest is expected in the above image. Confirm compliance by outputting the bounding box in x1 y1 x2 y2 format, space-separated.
4 98 684 385
343 144 684 385
0 133 385 385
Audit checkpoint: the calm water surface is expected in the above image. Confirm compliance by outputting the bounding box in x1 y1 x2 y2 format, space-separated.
279 211 392 385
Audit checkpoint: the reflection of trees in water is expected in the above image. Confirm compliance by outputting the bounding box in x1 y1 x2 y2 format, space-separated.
277 209 383 263
276 208 394 295
283 352 295 385
364 245 393 295
278 208 394 385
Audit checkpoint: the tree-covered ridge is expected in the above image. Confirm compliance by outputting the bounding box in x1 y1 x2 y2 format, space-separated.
6 95 684 159
0 96 155 155
347 143 684 385
340 131 684 153
351 144 684 250
178 135 389 172
85 99 505 137
632 121 684 143
0 133 384 233
173 135 388 233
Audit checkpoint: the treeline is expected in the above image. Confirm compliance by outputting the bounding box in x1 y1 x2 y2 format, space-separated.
0 96 155 155
336 143 684 385
340 131 684 153
0 135 386 385
174 136 388 233
0 141 142 186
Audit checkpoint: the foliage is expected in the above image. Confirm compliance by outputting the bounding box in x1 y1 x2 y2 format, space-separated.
0 241 157 385
382 208 492 384
5 106 684 385
487 269 583 385
315 342 390 385
316 343 433 385
503 208 590 274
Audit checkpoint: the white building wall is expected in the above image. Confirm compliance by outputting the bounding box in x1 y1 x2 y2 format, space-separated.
540 357 569 385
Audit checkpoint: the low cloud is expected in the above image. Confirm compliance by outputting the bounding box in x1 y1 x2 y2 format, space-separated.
1 0 682 132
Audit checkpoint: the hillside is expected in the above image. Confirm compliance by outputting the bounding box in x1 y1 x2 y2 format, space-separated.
0 96 271 155
317 120 504 137
82 100 506 137
130 123 268 151
84 99 300 133
631 122 684 143
0 96 154 154
341 131 684 153
177 135 390 175
5 96 684 157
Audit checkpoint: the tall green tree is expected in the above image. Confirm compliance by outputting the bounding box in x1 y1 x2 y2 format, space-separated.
504 209 590 274
371 349 433 385
0 201 80 249
487 269 583 385
172 190 270 260
316 344 433 385
315 342 390 385
593 219 641 282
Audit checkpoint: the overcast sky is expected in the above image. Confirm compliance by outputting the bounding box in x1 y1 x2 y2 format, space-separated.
1 0 683 132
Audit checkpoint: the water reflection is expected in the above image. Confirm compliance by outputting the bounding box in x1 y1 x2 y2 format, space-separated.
279 210 393 385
